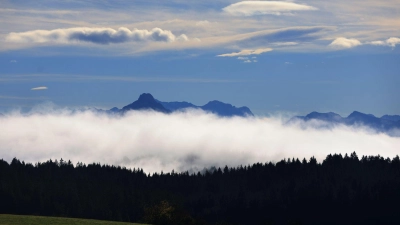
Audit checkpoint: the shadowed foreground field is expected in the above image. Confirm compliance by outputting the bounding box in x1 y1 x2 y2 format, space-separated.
0 214 147 225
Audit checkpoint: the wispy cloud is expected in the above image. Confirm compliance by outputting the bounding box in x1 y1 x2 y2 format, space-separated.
217 48 272 57
6 27 188 45
0 74 244 83
31 86 48 91
329 37 362 49
223 1 318 16
10 60 17 63
0 95 48 100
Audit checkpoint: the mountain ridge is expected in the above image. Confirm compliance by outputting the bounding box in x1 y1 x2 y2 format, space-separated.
291 111 400 133
104 93 254 117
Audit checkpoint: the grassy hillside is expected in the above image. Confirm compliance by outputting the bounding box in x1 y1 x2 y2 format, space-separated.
0 214 147 225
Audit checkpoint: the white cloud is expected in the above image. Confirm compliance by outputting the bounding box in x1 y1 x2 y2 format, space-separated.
10 60 17 63
237 57 249 60
368 40 386 46
244 60 252 63
217 48 272 57
0 110 399 173
386 37 400 47
6 27 188 45
329 37 362 49
31 86 48 91
223 1 318 16
272 42 298 46
369 37 400 47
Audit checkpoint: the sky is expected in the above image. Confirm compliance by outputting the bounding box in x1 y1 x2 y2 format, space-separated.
1 0 400 116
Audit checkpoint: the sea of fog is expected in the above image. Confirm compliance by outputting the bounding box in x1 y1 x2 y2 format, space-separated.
1 106 399 173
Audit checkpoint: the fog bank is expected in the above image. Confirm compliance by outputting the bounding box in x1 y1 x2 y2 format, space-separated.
1 109 399 173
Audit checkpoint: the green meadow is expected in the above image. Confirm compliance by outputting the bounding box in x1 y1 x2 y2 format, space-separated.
0 214 147 225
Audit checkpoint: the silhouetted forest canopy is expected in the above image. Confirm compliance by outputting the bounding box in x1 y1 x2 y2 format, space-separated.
1 152 400 225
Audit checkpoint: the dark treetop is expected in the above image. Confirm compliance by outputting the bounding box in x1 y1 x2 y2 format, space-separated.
1 153 400 225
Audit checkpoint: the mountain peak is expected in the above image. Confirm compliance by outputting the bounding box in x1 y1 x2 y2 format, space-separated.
157 99 253 117
303 112 343 122
138 93 155 102
348 111 375 118
204 100 231 107
121 93 170 113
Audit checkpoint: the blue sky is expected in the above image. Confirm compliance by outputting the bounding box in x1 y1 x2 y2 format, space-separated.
1 0 399 116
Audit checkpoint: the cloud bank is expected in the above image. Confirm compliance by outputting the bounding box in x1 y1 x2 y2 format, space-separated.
0 109 399 174
223 1 318 16
6 27 188 45
217 48 272 57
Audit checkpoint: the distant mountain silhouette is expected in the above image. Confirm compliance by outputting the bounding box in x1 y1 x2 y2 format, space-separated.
158 99 254 117
121 93 170 113
200 100 253 117
108 107 120 113
291 111 400 132
156 101 199 111
381 115 400 122
104 93 254 117
295 111 343 123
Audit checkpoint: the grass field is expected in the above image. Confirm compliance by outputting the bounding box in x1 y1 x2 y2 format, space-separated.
0 214 148 225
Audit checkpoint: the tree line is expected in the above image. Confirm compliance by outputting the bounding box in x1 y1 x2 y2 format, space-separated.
1 152 400 225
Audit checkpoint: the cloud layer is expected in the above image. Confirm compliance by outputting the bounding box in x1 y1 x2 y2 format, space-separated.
223 1 318 16
6 27 188 45
1 109 399 173
329 37 400 49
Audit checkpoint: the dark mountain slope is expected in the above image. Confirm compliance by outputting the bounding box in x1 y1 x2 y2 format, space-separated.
121 93 170 113
291 111 400 132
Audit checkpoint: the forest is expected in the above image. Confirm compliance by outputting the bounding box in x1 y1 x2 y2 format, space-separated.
1 152 400 225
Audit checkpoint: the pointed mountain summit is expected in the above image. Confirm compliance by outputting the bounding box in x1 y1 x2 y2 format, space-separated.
121 93 170 113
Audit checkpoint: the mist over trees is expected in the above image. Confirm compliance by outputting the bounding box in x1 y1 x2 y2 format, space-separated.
1 153 400 225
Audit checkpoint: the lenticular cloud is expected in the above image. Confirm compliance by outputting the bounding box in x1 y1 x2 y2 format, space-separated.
6 27 188 44
0 110 399 173
223 1 317 16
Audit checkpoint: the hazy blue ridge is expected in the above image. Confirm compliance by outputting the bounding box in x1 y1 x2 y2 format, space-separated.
156 100 199 111
157 99 254 117
381 115 400 122
290 111 400 132
54 93 253 117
